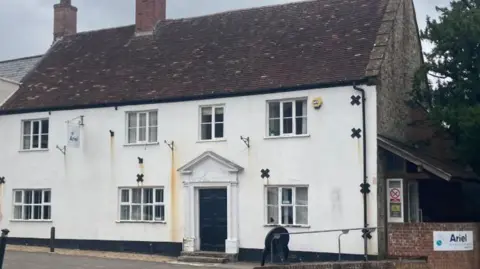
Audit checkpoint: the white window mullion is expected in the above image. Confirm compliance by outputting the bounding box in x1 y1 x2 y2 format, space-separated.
279 102 284 136
211 107 215 138
292 187 296 225
292 102 297 136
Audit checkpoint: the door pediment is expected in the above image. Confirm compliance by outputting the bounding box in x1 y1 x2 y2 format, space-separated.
178 151 243 183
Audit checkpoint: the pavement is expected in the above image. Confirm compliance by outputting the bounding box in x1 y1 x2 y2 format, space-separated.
3 250 256 269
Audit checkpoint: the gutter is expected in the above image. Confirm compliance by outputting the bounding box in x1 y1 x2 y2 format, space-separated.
353 83 369 261
0 77 20 86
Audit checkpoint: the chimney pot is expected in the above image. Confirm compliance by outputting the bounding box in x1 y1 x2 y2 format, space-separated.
136 0 166 34
54 0 77 41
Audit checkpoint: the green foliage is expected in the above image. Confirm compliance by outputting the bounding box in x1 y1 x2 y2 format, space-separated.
413 0 480 172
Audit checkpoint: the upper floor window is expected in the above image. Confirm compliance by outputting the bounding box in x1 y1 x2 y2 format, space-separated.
22 119 49 150
200 105 224 141
119 187 165 222
13 189 52 221
267 99 307 137
127 111 158 144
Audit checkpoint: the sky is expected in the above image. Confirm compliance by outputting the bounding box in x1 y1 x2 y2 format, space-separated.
0 0 451 61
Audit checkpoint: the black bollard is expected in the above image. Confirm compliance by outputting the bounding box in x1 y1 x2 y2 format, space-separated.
0 229 10 269
50 227 55 253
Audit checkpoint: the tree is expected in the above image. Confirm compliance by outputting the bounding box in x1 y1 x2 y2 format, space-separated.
412 0 480 173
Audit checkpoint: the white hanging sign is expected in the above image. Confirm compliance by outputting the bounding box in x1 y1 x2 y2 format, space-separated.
67 123 81 148
433 231 474 251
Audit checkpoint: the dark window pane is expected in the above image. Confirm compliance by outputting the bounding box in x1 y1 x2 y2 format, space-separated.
32 135 39 148
41 120 49 134
143 189 153 203
295 100 306 117
139 127 147 142
128 113 137 128
121 190 129 203
269 119 280 136
34 190 42 204
149 112 158 126
120 206 130 220
14 206 22 219
132 189 141 203
201 107 212 123
148 127 158 143
296 188 308 205
281 206 293 225
267 206 278 224
214 123 224 138
283 118 293 134
155 189 164 203
33 206 42 219
283 102 293 118
139 113 147 127
14 191 22 203
214 107 224 122
23 136 31 150
296 206 308 225
128 128 137 143
24 191 33 204
43 206 51 220
23 121 31 135
155 205 165 221
201 124 212 140
41 135 49 149
143 205 153 221
131 205 141 220
33 121 40 135
281 188 293 204
24 206 32 220
269 102 280 118
44 191 51 203
295 118 307 135
267 188 278 205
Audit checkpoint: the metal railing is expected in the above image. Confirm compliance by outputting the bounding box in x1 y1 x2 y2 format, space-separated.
268 226 378 264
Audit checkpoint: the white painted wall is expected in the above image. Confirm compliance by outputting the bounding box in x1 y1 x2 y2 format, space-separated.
0 84 378 255
0 78 18 106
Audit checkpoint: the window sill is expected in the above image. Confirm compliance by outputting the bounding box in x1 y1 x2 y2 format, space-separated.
10 219 52 223
115 220 166 224
123 142 160 147
264 224 311 228
264 134 310 140
18 149 49 153
196 138 227 143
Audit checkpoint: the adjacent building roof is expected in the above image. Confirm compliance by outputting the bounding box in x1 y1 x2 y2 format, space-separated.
1 0 388 113
0 55 43 83
378 135 479 181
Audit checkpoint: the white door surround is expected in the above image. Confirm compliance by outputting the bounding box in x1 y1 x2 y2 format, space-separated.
178 151 243 254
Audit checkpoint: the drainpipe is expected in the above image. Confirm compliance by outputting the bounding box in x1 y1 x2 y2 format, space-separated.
353 83 369 261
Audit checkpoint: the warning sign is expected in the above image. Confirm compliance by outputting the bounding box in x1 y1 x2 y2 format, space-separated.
390 188 401 202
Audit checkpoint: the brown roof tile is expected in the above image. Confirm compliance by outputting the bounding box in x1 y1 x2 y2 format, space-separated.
1 0 387 112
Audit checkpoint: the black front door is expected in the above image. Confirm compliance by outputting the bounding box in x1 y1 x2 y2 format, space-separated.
199 188 227 252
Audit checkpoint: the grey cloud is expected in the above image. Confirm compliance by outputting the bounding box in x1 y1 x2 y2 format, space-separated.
0 0 451 60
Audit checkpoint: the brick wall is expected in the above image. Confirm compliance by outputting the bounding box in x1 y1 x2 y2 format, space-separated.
254 260 429 269
388 223 480 269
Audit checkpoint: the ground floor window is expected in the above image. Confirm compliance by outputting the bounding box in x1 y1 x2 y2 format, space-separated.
266 186 308 225
119 187 165 222
13 189 51 221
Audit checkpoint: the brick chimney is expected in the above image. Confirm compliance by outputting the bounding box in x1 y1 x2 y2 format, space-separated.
136 0 166 34
53 0 77 41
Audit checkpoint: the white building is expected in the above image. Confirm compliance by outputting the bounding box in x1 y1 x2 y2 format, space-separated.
3 0 467 264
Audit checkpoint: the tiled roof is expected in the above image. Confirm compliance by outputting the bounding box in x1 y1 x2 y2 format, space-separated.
1 0 388 112
0 55 43 83
378 135 479 181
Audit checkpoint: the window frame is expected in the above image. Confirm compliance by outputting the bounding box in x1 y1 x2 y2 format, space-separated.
265 186 309 226
125 110 159 145
21 118 50 151
118 187 165 223
266 98 308 138
12 189 52 221
198 104 226 141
